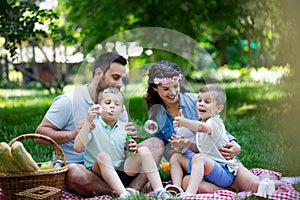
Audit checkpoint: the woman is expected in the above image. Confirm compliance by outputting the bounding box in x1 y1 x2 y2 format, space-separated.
139 60 259 193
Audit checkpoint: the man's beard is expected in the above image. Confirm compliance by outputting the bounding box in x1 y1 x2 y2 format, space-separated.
96 76 121 94
96 79 105 93
92 77 105 103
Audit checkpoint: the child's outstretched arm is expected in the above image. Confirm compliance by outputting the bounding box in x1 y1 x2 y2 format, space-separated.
173 110 211 134
74 104 101 152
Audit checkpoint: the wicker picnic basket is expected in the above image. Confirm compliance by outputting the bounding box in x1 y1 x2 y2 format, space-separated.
0 134 68 200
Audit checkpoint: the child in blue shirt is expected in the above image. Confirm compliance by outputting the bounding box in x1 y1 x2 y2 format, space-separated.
74 87 171 199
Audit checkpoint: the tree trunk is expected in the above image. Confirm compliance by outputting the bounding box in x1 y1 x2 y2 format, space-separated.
0 56 3 82
218 48 229 66
31 42 39 79
5 54 9 82
14 64 52 92
247 35 252 66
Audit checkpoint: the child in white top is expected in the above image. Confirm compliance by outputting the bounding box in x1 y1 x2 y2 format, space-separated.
169 84 239 196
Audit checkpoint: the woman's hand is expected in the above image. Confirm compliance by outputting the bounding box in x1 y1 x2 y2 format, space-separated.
218 140 241 160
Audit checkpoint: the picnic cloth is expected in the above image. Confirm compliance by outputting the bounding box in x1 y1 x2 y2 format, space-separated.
1 168 299 199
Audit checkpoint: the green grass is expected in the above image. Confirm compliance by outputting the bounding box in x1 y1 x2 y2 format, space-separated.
0 92 57 162
1 82 299 194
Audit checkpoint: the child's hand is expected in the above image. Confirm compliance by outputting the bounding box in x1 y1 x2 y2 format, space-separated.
169 133 183 142
125 122 138 140
169 134 188 149
87 104 101 123
173 109 184 128
125 138 137 154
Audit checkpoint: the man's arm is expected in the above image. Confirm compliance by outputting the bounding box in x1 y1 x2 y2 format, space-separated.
35 94 83 145
35 117 79 145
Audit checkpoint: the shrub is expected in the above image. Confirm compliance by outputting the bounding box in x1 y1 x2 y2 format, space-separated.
188 64 290 84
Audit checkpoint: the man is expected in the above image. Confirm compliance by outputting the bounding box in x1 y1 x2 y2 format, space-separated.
35 52 138 197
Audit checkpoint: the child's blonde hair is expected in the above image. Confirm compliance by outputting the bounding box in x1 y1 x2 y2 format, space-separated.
199 84 226 106
98 87 124 105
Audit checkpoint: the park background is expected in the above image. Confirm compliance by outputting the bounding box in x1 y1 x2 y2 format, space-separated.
1 0 300 193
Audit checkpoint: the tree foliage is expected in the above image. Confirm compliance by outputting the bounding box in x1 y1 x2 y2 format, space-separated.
0 0 58 58
0 0 79 93
1 0 291 92
60 0 283 67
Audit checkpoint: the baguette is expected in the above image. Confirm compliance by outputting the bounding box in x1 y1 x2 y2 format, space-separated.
0 142 21 172
11 141 39 172
0 162 7 172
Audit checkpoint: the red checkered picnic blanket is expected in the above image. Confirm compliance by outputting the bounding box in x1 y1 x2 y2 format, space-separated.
1 168 299 199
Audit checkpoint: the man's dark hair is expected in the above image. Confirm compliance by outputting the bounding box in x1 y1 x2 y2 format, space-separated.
93 52 127 77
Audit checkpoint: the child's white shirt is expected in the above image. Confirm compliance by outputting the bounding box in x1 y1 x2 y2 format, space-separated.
196 115 239 175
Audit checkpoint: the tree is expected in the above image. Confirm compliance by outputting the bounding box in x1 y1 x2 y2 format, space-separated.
0 0 78 93
0 0 57 58
59 0 284 67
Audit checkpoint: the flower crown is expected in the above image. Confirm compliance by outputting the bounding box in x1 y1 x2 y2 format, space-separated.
154 74 182 85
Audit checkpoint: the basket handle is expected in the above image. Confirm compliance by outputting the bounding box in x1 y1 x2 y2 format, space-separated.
8 133 67 166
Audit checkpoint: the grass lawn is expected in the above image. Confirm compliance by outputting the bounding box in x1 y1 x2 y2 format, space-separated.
0 82 299 193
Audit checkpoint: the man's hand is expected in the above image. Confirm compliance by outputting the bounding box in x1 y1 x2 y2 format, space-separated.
73 119 95 139
218 141 241 160
72 120 84 139
125 122 138 140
